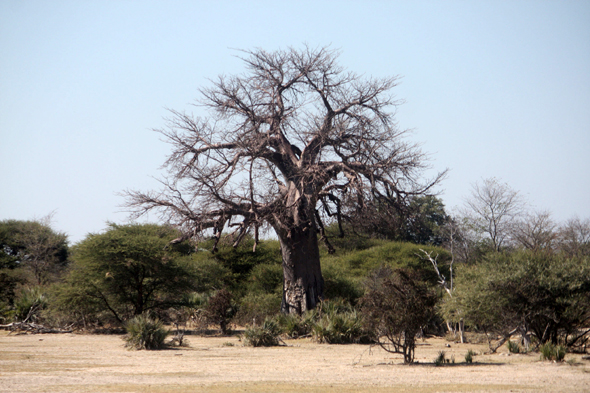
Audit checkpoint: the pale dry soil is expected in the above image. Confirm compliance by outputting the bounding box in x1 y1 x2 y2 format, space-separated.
1 330 589 393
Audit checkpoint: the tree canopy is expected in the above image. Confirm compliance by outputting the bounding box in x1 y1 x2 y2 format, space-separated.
55 223 196 324
0 217 68 304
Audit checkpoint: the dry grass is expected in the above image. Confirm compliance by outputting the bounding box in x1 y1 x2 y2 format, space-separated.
1 330 589 393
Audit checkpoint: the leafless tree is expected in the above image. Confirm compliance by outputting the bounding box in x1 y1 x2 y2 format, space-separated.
125 46 444 314
511 210 557 252
461 178 525 252
557 216 590 257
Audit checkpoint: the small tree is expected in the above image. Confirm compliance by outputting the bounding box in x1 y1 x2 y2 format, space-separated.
203 288 236 335
56 223 196 324
0 215 68 286
511 211 557 252
361 268 437 364
461 178 525 252
557 217 590 257
419 248 465 342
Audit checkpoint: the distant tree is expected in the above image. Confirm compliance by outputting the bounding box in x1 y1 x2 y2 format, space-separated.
341 195 449 245
126 46 445 314
405 195 450 245
511 211 557 252
557 217 590 257
0 216 68 286
361 268 437 363
55 223 196 324
461 178 525 252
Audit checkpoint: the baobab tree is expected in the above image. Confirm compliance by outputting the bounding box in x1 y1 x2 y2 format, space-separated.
126 46 444 314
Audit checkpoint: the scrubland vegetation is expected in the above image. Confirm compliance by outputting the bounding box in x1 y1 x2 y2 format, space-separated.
1 180 589 366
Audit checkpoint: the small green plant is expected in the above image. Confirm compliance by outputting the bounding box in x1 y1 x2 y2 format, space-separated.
507 340 520 354
277 312 314 338
222 341 235 347
465 349 476 363
311 308 370 344
124 314 169 350
242 318 282 347
434 350 446 366
13 287 47 323
539 342 566 362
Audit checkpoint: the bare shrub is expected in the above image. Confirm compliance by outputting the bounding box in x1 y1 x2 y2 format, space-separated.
203 288 236 335
360 268 437 363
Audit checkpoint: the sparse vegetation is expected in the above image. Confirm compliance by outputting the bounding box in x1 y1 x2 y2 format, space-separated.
124 314 169 350
539 342 566 362
242 318 282 347
465 349 477 363
312 307 369 344
507 340 521 354
203 288 236 335
434 350 446 366
361 268 437 364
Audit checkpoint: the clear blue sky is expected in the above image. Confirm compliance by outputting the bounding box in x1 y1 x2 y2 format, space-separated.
1 0 589 243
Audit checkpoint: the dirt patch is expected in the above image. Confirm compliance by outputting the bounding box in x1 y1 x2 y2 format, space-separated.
1 331 588 392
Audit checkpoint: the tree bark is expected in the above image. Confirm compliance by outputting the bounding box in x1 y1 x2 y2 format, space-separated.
277 227 324 315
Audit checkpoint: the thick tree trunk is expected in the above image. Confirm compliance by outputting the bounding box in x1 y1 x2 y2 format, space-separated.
278 227 324 315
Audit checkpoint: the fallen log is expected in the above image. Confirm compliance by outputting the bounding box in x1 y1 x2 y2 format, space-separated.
0 322 73 334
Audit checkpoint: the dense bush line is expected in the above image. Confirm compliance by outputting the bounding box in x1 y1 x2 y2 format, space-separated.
1 218 588 359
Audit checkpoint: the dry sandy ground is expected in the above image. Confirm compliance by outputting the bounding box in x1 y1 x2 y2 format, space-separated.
1 330 589 393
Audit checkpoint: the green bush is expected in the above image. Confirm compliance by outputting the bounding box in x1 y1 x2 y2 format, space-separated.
246 263 283 294
277 312 314 338
465 349 476 363
233 292 281 326
58 223 198 325
322 267 363 305
242 318 282 347
124 314 169 350
434 350 446 366
13 287 47 323
312 307 370 344
321 241 448 288
507 340 521 354
540 342 566 362
452 251 590 353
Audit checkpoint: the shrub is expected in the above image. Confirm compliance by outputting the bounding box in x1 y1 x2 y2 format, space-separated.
312 306 371 344
360 268 437 363
246 263 283 294
540 342 566 362
277 312 314 338
434 351 446 366
13 287 47 323
233 292 281 326
204 288 236 335
507 340 521 354
453 251 590 353
242 318 282 347
124 314 169 350
59 224 197 325
321 267 363 305
465 349 476 363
